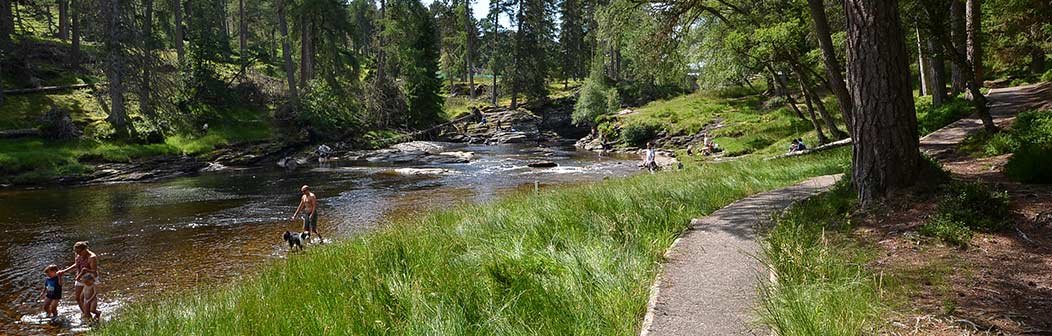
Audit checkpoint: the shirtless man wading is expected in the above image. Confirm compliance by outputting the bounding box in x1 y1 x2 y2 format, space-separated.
291 185 322 242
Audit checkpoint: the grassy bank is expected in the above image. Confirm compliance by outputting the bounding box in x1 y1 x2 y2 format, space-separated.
0 124 271 184
97 148 849 335
759 180 884 335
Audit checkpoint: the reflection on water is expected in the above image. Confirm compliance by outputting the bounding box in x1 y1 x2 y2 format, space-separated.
0 143 638 335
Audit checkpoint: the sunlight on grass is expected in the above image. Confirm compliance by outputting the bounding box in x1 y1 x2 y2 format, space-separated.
96 149 850 335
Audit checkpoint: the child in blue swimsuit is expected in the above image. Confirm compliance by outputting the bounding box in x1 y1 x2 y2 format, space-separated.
39 264 63 319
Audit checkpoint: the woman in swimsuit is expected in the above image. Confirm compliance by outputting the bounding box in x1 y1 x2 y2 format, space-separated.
60 241 98 320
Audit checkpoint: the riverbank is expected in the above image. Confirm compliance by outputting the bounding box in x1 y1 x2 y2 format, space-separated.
94 148 848 335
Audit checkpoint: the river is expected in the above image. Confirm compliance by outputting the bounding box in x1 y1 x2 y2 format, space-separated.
0 143 639 335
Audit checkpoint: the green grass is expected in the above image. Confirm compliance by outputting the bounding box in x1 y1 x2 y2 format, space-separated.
95 148 850 335
614 91 822 157
915 96 975 136
0 125 271 184
759 179 885 335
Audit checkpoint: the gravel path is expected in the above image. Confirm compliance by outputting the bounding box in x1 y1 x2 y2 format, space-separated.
640 174 842 336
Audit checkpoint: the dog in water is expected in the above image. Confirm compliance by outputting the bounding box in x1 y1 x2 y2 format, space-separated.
283 231 311 251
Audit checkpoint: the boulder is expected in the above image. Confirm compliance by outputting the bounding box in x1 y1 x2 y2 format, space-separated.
527 161 558 168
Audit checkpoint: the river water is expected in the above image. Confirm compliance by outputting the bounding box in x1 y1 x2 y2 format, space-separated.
0 143 639 335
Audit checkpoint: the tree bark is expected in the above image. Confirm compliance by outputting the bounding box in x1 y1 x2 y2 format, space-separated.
376 0 386 79
765 65 803 120
949 0 966 95
966 0 983 82
105 0 129 138
806 0 854 130
140 0 153 119
465 0 475 100
938 35 997 133
239 0 247 70
490 7 499 106
70 0 80 66
916 22 929 96
277 0 298 112
58 0 69 40
927 34 947 106
510 0 522 109
0 0 12 47
298 18 314 88
796 69 846 140
174 0 184 65
1031 47 1046 75
799 80 830 145
845 0 923 207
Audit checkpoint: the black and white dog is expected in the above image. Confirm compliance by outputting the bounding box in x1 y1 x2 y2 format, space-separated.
283 231 311 251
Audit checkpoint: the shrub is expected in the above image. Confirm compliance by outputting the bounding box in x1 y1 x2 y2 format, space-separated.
983 132 1020 156
919 215 974 247
1010 110 1052 145
300 80 364 140
1042 69 1052 83
1005 144 1052 183
620 122 660 147
573 79 611 126
936 181 1010 232
915 97 973 136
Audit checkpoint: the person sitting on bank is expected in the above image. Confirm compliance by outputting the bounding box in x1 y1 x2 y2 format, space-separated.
787 139 800 154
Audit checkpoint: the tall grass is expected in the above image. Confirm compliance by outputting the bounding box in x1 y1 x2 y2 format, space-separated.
96 149 849 335
760 180 884 335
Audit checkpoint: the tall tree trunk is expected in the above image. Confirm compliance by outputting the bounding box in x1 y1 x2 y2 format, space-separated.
1030 47 1046 75
949 0 966 95
465 0 474 100
799 80 830 145
510 0 522 109
70 0 79 66
792 61 848 139
938 36 997 133
916 22 929 96
490 8 498 106
276 0 298 112
140 0 153 120
105 0 129 138
927 35 947 106
845 0 923 207
0 0 12 47
376 0 386 80
766 65 807 121
806 0 854 130
966 0 983 82
239 0 246 69
173 0 184 65
58 0 68 40
298 19 313 88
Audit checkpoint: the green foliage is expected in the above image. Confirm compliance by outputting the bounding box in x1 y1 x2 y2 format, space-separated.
915 97 974 136
384 0 446 128
1004 144 1052 183
921 181 1010 246
299 81 363 140
1042 69 1052 82
97 148 850 336
919 215 974 247
572 79 613 126
620 121 660 147
760 179 885 335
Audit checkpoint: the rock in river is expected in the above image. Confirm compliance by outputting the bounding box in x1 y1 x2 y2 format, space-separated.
527 161 558 168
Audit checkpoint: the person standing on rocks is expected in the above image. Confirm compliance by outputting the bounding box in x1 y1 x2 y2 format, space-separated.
643 142 658 173
291 185 323 243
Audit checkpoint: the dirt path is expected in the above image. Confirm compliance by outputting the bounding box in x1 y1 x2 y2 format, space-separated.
640 174 841 336
871 82 1052 335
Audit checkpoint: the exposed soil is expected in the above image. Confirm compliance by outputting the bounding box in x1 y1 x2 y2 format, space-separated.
852 83 1052 335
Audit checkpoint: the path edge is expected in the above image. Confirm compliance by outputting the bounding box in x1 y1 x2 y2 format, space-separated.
637 174 843 336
